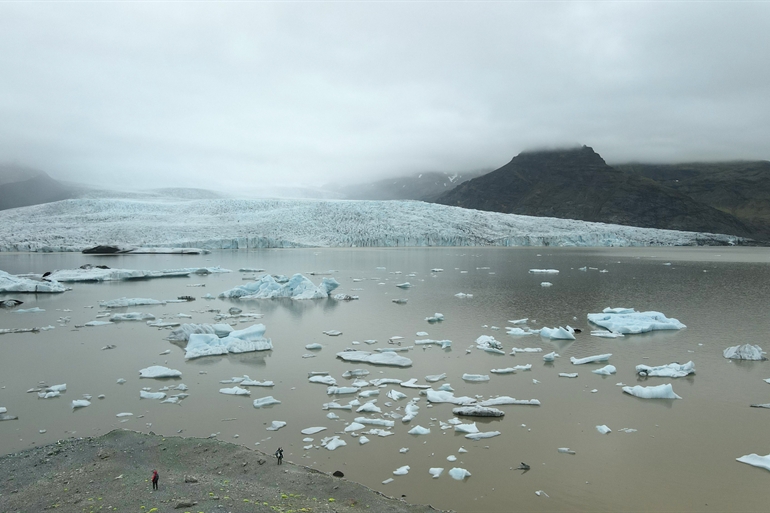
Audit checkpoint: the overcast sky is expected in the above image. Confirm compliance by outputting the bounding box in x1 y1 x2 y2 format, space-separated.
1 1 769 193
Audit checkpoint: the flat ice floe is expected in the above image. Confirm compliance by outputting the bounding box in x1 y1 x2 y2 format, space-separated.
426 390 476 405
723 344 766 361
622 383 682 399
0 270 68 293
736 453 770 472
219 386 250 396
139 366 182 378
253 396 281 408
47 267 224 282
462 374 490 382
336 350 413 367
429 468 444 478
479 397 540 406
110 312 155 322
218 273 339 300
184 324 272 359
571 354 612 365
636 361 695 378
453 405 504 417
529 269 559 274
449 468 471 480
465 431 501 440
100 297 166 308
587 308 686 334
167 323 234 341
596 425 611 434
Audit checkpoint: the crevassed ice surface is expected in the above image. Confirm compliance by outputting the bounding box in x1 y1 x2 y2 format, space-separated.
2 246 770 513
0 198 746 252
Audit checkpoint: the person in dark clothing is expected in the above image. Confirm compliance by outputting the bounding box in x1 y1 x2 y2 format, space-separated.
275 447 283 464
151 469 159 490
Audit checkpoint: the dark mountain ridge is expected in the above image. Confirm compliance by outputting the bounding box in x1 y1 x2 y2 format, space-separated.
434 146 757 240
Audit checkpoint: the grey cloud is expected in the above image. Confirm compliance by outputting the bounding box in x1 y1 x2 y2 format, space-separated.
0 2 768 193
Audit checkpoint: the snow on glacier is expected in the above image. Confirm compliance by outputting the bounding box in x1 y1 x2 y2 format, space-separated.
0 197 746 252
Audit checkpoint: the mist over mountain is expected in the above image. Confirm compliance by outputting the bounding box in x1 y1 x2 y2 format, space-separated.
0 164 78 210
433 146 759 241
325 170 487 201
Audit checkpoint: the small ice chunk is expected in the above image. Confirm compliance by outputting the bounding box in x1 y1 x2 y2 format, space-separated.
588 308 686 334
387 389 408 401
354 417 395 427
359 436 370 445
429 467 444 478
454 423 479 434
723 344 766 361
408 425 430 435
540 282 552 287
737 453 770 471
490 368 516 374
356 402 382 413
140 390 166 400
336 351 412 367
543 351 560 362
309 375 337 386
116 412 133 417
539 327 575 340
323 436 347 450
382 478 394 484
266 421 286 431
622 384 682 399
447 455 457 462
570 354 612 365
219 386 250 396
592 365 617 375
344 422 366 432
301 426 327 435
465 431 501 440
393 465 410 475
479 397 540 406
342 369 369 378
511 347 542 354
453 405 504 417
529 269 559 274
636 361 695 378
462 374 490 382
253 396 281 408
449 467 471 480
558 448 576 454
559 373 578 378
327 386 359 395
139 365 182 378
305 343 323 350
71 399 90 409
596 425 611 434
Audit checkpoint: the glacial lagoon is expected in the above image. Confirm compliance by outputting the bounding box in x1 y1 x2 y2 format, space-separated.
2 246 770 512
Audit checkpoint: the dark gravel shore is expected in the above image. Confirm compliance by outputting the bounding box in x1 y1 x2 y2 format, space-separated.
0 429 448 513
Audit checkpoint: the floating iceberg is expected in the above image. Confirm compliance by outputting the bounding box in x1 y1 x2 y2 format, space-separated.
453 405 504 417
425 373 447 383
305 343 323 350
167 323 233 342
543 351 560 362
184 324 272 359
393 465 410 475
327 386 359 395
219 386 250 396
100 297 165 308
71 399 91 409
506 327 534 336
322 436 346 451
429 468 444 478
465 431 501 440
0 270 68 293
356 402 382 413
387 389 408 400
140 390 166 400
449 467 471 480
539 326 575 340
475 335 503 351
220 273 339 300
529 269 559 274
408 425 430 435
253 396 281 408
571 354 612 365
139 366 182 378
47 267 200 283
402 402 420 422
110 312 155 322
354 417 395 427
490 368 516 374
596 425 611 434
267 421 286 431
462 374 490 382
587 308 686 334
309 375 337 386
559 373 578 378
301 426 327 435
511 347 542 354
736 453 770 472
415 339 452 348
592 365 617 375
723 344 766 361
426 390 477 405
479 397 540 406
336 350 412 367
636 361 695 378
454 423 479 434
622 383 682 399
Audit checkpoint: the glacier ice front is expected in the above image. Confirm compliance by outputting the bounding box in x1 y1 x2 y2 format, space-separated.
184 324 272 359
219 273 339 300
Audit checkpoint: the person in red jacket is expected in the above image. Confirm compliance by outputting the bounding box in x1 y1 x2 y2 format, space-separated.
151 469 159 490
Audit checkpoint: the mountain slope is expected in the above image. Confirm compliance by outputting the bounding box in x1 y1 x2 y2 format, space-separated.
327 171 487 201
0 165 77 210
434 146 755 240
616 161 770 241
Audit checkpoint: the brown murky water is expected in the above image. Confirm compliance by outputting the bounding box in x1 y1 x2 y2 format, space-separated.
2 247 770 512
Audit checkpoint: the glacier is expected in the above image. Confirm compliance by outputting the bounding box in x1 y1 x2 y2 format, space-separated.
0 197 747 252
